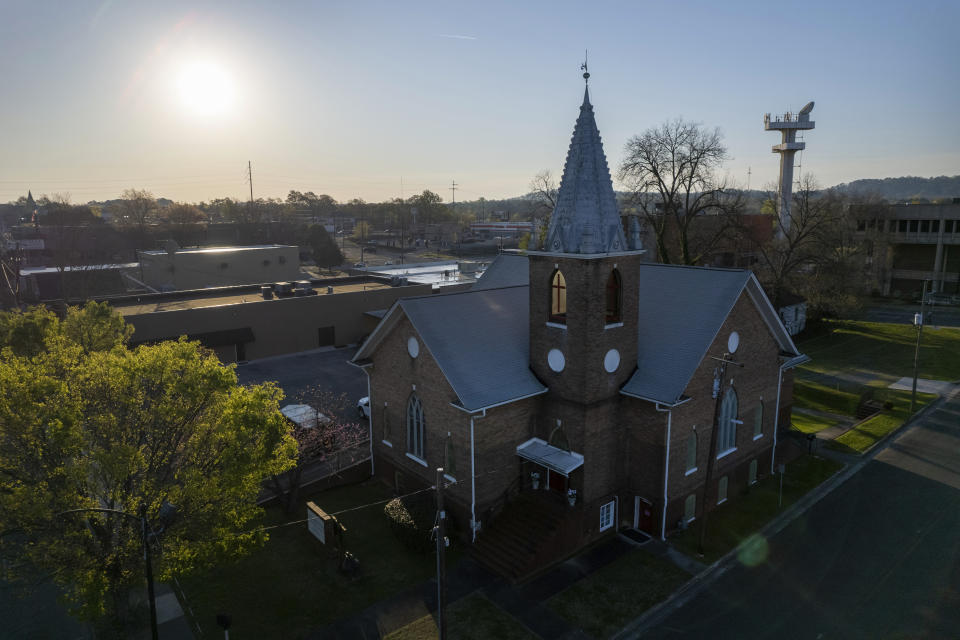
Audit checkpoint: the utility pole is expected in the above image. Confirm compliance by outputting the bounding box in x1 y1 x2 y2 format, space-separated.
246 161 254 222
697 353 743 557
450 180 458 207
435 467 448 640
140 503 159 640
911 280 929 413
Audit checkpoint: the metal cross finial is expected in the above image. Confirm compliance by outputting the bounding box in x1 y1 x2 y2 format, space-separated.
581 50 589 83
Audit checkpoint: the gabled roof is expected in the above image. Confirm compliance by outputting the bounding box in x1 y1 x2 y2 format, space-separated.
621 264 800 405
472 253 529 290
354 286 547 412
544 87 628 254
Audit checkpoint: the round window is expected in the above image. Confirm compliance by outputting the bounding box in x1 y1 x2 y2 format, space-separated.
548 348 566 373
407 336 420 358
604 349 621 373
727 331 740 354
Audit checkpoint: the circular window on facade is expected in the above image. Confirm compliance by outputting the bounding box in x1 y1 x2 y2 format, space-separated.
407 336 420 358
548 348 566 373
604 349 621 373
727 331 740 354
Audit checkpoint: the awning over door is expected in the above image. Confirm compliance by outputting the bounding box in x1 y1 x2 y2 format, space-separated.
516 437 584 477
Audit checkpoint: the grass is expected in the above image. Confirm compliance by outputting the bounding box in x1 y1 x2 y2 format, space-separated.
384 594 537 640
546 549 689 639
790 411 843 434
179 480 459 639
798 319 960 381
830 388 938 454
793 379 861 417
670 455 843 564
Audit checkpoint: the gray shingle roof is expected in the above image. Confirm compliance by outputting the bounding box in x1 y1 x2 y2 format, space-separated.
398 286 546 411
473 254 529 290
622 264 753 404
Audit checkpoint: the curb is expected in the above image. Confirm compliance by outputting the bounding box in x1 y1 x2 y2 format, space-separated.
613 387 959 640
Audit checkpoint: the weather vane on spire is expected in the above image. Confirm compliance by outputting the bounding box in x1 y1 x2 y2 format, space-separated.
581 50 589 84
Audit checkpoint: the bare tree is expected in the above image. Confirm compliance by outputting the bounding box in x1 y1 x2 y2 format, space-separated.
618 119 741 265
117 188 157 247
529 170 558 249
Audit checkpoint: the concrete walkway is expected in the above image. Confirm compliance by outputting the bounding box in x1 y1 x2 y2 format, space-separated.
887 376 958 395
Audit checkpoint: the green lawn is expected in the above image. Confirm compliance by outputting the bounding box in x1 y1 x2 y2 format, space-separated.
671 455 843 563
384 594 536 640
790 411 843 434
798 320 960 381
546 549 689 639
179 480 458 639
830 388 937 454
793 379 861 417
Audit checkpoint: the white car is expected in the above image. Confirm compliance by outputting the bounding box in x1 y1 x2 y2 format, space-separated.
357 396 371 419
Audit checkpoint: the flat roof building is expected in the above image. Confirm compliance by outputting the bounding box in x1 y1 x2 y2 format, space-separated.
138 244 301 291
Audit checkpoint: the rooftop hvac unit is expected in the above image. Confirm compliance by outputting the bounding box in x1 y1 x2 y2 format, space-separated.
274 282 294 296
261 285 273 300
327 286 334 294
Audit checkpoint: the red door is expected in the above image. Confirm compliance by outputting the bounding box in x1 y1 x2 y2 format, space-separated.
635 497 654 533
548 469 566 493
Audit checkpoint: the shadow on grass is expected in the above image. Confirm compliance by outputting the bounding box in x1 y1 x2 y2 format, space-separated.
670 455 843 564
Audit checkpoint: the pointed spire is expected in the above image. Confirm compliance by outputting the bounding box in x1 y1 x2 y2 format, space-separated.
544 73 628 255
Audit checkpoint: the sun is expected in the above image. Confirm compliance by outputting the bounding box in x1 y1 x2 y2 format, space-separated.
176 60 236 118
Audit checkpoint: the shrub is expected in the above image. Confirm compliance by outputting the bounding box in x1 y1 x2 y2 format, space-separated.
384 492 435 553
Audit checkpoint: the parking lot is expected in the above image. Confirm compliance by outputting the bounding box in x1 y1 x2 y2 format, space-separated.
235 346 368 421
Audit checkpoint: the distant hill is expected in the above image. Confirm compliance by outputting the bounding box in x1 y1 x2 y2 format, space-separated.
832 176 960 201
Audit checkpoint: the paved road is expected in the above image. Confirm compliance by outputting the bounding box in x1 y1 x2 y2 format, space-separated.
863 304 960 328
636 390 960 640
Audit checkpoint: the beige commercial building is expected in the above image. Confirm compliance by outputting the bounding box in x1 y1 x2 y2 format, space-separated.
138 245 301 291
112 276 433 362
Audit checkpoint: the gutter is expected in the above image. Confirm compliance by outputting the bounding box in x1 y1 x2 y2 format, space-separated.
655 402 672 541
620 390 692 408
469 409 487 542
349 360 375 476
447 387 549 415
771 352 809 475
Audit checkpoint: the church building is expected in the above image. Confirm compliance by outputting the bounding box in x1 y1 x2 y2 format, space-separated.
352 78 807 580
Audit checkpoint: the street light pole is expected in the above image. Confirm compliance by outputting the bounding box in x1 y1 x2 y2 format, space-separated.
911 280 929 413
59 506 160 640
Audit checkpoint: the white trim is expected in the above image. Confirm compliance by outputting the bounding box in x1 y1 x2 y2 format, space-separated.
717 446 737 460
524 248 646 259
443 474 457 484
447 386 549 414
656 402 672 541
684 467 698 476
599 500 615 532
604 322 624 330
405 453 428 467
545 321 568 330
772 365 784 475
753 433 764 441
382 440 393 447
717 497 728 505
622 391 693 408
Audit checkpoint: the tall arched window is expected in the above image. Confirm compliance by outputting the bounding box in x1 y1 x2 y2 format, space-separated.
550 270 567 323
753 401 764 438
686 430 698 473
605 269 622 323
717 388 739 454
406 394 425 459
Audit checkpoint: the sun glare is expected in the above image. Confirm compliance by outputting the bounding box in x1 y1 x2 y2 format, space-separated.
176 60 236 118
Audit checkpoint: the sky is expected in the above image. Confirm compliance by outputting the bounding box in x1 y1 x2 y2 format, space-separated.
1 0 958 205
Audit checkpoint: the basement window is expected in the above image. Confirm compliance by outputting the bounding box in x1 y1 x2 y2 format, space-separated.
599 501 615 532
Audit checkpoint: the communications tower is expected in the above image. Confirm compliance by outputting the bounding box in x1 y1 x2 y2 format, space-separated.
764 101 815 233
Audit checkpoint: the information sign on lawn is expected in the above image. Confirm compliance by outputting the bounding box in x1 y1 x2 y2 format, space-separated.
307 501 330 543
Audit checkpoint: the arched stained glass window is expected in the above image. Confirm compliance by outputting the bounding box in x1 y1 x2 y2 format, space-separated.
550 270 567 323
407 394 425 459
605 269 622 323
717 388 739 454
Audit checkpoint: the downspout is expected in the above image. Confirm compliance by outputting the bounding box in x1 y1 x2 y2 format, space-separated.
470 409 487 542
771 364 784 476
364 369 374 477
655 402 672 541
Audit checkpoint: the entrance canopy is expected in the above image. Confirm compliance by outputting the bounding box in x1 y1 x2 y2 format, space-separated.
516 437 584 477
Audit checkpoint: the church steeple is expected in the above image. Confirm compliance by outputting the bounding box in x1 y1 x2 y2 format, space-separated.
543 73 628 255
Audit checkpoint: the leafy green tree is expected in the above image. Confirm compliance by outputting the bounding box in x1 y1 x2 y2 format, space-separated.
0 305 296 633
306 224 344 270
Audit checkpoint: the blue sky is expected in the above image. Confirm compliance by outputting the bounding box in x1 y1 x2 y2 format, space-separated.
1 0 957 204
